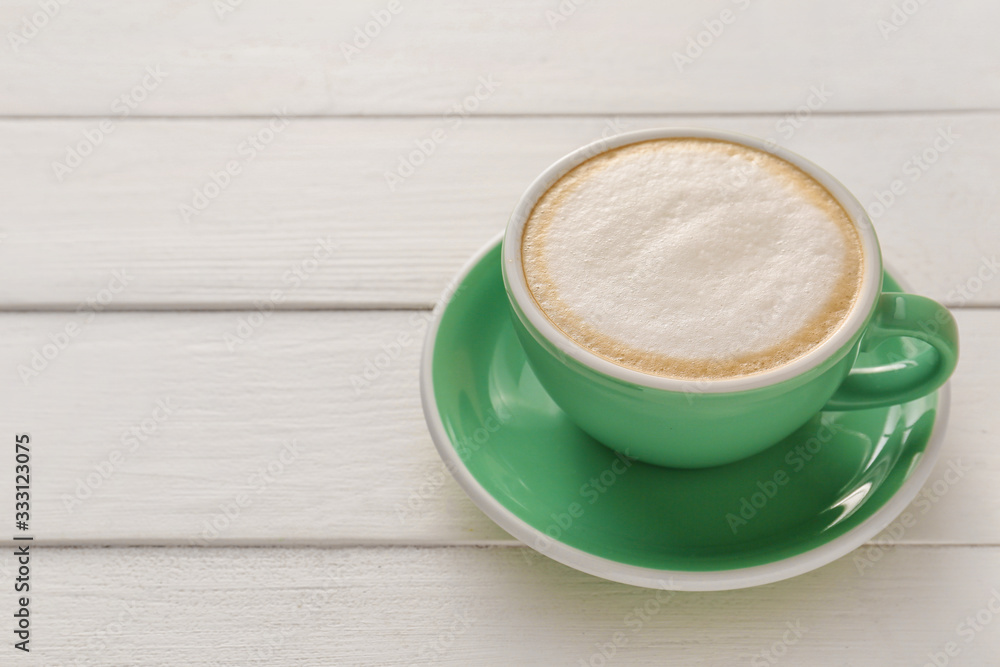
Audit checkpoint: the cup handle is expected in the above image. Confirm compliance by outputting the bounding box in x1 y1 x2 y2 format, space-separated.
824 292 959 410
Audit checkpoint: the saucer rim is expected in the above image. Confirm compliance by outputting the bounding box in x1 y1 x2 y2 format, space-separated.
420 232 951 591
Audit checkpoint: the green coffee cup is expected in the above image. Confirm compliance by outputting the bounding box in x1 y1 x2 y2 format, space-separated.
502 128 959 468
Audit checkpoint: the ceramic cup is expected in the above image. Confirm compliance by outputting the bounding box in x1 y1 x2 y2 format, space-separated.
502 128 959 468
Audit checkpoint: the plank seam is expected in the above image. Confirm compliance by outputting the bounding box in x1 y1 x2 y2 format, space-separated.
0 304 994 314
0 109 999 121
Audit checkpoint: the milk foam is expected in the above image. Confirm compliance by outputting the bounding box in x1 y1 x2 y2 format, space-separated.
521 138 864 380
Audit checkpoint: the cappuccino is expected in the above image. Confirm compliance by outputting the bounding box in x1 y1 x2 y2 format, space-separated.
521 138 864 380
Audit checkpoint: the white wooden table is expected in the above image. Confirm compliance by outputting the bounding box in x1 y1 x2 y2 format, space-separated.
2 1 999 664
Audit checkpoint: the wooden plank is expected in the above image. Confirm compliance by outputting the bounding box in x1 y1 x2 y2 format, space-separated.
1 309 995 546
6 545 1000 665
2 1 998 115
0 113 997 308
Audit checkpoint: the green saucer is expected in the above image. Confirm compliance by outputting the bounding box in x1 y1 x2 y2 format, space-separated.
420 234 949 590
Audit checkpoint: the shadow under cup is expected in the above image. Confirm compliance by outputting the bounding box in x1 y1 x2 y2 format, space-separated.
501 128 959 468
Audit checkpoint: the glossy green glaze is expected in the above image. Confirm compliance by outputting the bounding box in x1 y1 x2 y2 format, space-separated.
429 240 943 571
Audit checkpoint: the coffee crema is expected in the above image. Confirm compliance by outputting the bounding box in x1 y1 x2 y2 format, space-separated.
520 138 864 380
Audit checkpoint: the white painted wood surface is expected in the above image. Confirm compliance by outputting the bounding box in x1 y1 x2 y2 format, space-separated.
0 113 997 308
5 546 1000 666
2 0 998 115
2 0 998 664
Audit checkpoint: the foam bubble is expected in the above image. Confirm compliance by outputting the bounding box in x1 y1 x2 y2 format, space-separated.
521 138 864 380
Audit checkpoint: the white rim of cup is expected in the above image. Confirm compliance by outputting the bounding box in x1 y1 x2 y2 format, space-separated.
502 127 884 393
421 232 950 590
